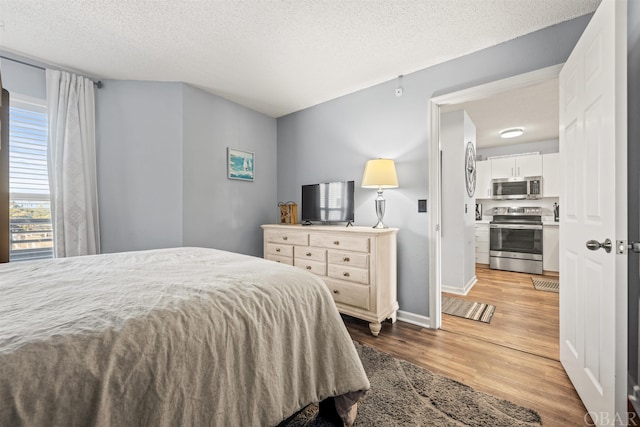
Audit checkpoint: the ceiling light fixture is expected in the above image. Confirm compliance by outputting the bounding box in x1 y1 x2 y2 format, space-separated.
500 127 524 139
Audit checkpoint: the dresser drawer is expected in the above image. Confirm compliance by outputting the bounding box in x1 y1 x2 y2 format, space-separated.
265 230 308 246
294 258 326 276
310 234 370 252
324 278 370 310
265 254 294 266
266 243 293 257
327 250 368 269
328 264 369 285
294 246 326 262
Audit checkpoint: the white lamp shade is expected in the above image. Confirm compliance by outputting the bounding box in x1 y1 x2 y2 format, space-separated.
361 158 399 188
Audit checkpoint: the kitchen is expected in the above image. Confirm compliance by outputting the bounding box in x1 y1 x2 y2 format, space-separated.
439 76 561 361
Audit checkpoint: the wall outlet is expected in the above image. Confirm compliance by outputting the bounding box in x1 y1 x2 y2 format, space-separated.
418 199 427 212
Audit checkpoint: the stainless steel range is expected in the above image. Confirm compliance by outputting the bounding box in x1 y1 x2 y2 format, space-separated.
489 206 543 275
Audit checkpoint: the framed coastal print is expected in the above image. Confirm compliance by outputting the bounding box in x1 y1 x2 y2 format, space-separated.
227 148 255 181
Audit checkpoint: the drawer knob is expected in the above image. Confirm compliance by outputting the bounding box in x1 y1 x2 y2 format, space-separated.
306 266 312 270
306 252 312 256
276 248 281 252
343 257 350 262
283 236 288 241
333 289 339 294
343 272 350 277
333 240 340 245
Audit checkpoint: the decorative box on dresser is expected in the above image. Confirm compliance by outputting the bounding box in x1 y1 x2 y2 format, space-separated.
261 224 398 336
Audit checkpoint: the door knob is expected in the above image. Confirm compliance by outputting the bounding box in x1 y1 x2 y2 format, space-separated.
586 238 612 253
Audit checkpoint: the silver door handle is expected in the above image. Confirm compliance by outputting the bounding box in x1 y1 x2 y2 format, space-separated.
586 238 612 253
629 241 640 253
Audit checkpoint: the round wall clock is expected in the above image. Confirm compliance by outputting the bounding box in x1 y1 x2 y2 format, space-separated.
465 141 476 197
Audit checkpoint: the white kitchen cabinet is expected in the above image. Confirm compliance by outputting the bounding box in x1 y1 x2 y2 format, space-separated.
543 224 559 272
475 160 492 199
542 152 561 197
475 223 490 265
491 154 542 179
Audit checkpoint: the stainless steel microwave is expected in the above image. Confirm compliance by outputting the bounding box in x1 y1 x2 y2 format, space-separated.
491 176 542 200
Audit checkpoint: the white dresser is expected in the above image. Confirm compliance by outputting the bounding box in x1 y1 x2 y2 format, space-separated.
261 224 398 336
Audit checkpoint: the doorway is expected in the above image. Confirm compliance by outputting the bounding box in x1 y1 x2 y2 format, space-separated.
427 65 562 358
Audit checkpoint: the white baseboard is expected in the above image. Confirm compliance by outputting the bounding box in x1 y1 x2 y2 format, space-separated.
441 275 477 296
396 310 432 328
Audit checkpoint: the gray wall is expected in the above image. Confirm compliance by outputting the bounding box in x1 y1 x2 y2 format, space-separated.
0 58 46 100
277 15 591 316
628 0 640 395
182 84 277 257
96 81 278 256
96 81 184 253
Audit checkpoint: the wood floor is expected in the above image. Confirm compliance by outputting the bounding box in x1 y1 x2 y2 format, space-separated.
442 265 560 360
343 266 591 426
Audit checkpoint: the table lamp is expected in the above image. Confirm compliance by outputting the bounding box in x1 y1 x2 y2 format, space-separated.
361 158 399 229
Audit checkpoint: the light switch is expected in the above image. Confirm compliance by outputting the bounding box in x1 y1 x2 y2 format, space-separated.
418 199 427 213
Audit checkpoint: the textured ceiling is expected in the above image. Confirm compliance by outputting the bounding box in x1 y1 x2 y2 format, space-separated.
0 0 599 117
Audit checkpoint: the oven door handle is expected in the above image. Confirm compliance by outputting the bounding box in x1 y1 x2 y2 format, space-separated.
490 224 543 230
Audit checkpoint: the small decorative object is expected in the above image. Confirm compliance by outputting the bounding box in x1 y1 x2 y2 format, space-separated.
228 148 254 181
278 201 298 224
361 158 399 229
465 141 476 197
475 203 482 220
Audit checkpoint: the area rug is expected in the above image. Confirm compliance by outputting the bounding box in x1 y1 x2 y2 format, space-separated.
531 277 559 293
281 342 541 426
441 295 496 323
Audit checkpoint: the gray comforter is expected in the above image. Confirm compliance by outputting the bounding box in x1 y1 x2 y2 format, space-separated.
0 247 369 426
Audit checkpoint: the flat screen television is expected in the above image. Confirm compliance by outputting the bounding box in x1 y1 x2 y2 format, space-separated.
301 181 355 224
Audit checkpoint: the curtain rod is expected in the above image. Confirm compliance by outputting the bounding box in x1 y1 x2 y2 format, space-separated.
0 55 103 88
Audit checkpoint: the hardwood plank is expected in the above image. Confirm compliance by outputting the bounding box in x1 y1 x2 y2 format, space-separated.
342 268 591 426
442 265 560 360
343 316 590 426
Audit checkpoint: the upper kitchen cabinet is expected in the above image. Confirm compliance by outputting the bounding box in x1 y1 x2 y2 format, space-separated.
542 152 560 197
491 154 542 179
475 159 492 199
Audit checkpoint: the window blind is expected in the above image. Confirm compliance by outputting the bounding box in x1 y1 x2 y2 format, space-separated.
9 103 49 200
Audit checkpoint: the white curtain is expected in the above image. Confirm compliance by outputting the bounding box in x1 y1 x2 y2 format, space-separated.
46 69 100 257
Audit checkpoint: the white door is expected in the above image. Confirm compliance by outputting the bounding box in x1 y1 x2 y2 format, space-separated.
559 0 627 424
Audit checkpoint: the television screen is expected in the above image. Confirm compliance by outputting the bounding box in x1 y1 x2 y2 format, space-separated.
301 181 355 224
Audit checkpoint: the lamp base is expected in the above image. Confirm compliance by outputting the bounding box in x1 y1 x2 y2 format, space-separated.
372 220 388 229
372 191 388 229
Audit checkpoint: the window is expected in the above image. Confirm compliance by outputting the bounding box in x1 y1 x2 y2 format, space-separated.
9 97 52 261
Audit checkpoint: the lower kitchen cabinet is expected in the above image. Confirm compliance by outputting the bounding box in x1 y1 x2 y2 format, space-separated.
543 224 559 272
475 223 490 264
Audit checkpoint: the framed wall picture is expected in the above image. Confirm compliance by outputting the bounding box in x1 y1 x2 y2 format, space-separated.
227 148 254 181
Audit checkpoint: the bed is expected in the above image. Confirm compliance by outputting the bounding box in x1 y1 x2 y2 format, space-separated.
0 247 369 426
